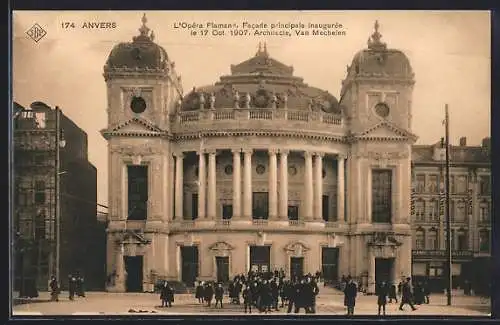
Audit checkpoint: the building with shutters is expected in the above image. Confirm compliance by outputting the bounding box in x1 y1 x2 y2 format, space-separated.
411 137 491 292
13 101 106 291
102 15 418 293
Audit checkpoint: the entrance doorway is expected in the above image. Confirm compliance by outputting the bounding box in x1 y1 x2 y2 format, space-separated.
321 247 339 284
375 258 395 285
181 246 199 286
216 256 230 283
124 256 143 292
290 257 304 280
249 246 270 273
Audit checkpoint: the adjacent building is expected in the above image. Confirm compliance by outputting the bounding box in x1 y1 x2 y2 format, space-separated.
102 16 417 293
13 101 106 291
411 137 491 292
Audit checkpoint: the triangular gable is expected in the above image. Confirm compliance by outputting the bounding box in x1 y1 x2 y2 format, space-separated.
356 120 417 141
101 117 166 138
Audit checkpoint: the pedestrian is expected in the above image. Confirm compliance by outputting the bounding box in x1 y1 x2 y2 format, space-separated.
399 277 417 311
68 274 76 301
243 284 253 314
376 281 388 316
214 283 224 308
77 275 86 297
423 281 430 304
344 276 357 316
49 276 59 302
388 283 398 303
160 281 174 307
195 281 204 304
204 282 214 307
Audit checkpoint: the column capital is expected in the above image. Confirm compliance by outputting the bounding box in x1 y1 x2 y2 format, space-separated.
197 150 206 155
337 153 347 160
268 148 279 155
313 152 325 158
231 148 242 154
206 148 217 155
303 151 313 158
279 149 290 155
173 152 184 158
242 148 253 155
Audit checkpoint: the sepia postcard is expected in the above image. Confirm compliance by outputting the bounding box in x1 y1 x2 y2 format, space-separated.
11 10 491 317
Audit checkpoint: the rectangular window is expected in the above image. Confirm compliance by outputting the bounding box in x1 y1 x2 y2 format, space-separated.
322 195 329 221
479 176 491 195
222 204 233 220
415 201 425 222
415 175 425 193
456 175 467 194
288 206 299 220
127 165 148 220
372 169 392 223
35 112 46 128
252 192 268 220
34 180 46 204
429 200 439 222
428 231 439 250
427 175 438 193
457 231 468 250
449 175 456 194
415 231 425 250
455 202 466 222
479 204 490 223
479 230 490 252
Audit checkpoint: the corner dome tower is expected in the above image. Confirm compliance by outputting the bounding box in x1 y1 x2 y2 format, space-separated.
104 14 169 71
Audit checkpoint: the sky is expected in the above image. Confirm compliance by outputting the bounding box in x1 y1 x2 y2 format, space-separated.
12 10 491 206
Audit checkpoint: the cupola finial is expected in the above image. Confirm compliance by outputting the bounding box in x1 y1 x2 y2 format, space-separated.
367 20 387 50
138 13 151 38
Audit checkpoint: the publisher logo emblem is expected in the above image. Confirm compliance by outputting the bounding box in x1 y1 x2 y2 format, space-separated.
26 23 47 43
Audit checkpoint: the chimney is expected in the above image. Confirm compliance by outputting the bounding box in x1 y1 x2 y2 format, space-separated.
459 137 467 146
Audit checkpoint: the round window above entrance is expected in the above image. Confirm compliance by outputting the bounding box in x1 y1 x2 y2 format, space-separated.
224 165 233 175
256 164 266 175
130 96 147 114
375 102 390 118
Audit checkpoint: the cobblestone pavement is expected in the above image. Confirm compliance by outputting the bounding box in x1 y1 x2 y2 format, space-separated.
13 291 491 316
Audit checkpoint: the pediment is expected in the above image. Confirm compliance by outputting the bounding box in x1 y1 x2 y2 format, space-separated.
119 230 150 245
367 232 402 247
284 241 310 254
356 121 417 142
101 117 165 138
209 241 235 251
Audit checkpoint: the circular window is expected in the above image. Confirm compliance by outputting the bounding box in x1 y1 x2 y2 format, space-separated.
224 165 233 175
375 102 390 118
194 167 199 177
288 166 297 176
322 169 326 178
256 164 266 175
130 96 147 114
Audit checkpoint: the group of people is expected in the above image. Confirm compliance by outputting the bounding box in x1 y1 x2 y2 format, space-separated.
190 270 321 314
49 273 86 302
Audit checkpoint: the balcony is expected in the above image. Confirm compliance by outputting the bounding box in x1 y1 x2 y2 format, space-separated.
172 109 344 135
411 249 473 259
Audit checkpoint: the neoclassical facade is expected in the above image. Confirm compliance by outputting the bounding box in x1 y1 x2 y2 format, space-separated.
101 16 417 293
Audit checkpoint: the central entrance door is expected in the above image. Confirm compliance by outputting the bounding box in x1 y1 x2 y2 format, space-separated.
321 247 339 285
250 246 270 273
216 256 230 283
375 258 394 285
290 257 304 280
181 246 199 287
124 256 143 292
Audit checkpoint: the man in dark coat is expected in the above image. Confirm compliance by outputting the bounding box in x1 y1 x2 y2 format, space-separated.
76 275 86 297
49 276 60 302
286 279 300 313
344 277 357 316
243 284 253 313
388 283 398 303
399 277 417 311
68 274 76 301
160 281 174 307
270 278 279 311
195 281 204 304
214 283 224 308
204 282 214 307
423 281 430 304
376 281 388 316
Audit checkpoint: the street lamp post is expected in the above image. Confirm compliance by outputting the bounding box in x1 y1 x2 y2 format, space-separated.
444 104 452 306
54 106 66 283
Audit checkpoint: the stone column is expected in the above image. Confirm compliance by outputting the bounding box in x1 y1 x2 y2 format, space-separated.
268 148 278 219
207 150 217 219
197 151 206 219
303 151 314 220
174 153 184 219
368 249 375 294
243 149 253 219
337 155 345 222
314 153 324 220
279 149 289 219
115 243 125 292
232 149 242 219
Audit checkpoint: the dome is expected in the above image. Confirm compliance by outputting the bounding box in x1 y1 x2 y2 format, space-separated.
104 14 168 71
180 43 340 114
348 21 414 79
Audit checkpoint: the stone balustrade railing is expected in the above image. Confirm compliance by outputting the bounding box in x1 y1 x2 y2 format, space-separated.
172 108 343 134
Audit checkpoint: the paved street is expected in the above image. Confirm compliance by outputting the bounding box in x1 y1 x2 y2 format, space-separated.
13 289 490 316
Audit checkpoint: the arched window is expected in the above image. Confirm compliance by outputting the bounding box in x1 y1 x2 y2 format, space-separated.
415 228 425 250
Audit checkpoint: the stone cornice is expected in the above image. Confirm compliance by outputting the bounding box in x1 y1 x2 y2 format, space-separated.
173 130 347 143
